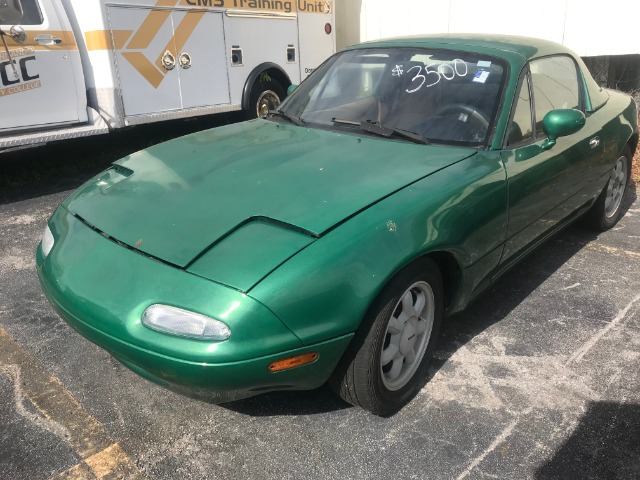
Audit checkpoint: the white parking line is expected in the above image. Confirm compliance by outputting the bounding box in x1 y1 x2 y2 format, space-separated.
566 293 640 365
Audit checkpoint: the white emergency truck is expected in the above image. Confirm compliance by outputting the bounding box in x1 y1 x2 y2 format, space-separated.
0 0 335 150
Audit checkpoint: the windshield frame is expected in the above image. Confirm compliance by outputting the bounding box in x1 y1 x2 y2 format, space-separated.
275 46 510 149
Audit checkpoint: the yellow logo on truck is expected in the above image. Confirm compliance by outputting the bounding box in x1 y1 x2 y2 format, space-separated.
1 30 76 97
86 0 332 89
120 1 204 88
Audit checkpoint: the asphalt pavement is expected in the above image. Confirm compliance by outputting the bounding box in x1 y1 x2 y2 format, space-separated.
1 132 639 479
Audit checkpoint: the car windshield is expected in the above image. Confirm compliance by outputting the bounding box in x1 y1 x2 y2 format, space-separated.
278 47 507 146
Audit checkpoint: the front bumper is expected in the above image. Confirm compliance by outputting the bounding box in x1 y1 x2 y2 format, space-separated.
37 208 352 400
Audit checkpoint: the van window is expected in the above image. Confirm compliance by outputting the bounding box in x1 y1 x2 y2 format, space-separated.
19 0 44 25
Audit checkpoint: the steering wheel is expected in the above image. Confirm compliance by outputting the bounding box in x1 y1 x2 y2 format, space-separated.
434 103 490 130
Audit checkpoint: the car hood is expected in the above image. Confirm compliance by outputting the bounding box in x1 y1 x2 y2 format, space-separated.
66 120 475 268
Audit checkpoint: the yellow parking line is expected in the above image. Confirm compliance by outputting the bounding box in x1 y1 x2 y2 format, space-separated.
0 327 146 479
51 443 142 480
85 443 134 478
586 242 640 260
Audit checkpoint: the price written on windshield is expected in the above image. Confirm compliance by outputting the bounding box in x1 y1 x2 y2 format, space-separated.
392 60 469 93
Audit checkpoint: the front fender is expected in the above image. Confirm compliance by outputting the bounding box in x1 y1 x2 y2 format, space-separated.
250 151 508 345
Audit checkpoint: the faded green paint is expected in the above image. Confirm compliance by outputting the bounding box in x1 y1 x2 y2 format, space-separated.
37 35 638 399
39 209 303 364
187 221 314 292
65 121 475 268
250 150 508 343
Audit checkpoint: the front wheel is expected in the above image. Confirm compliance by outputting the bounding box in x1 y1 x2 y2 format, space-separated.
330 259 443 416
246 76 285 119
584 146 632 231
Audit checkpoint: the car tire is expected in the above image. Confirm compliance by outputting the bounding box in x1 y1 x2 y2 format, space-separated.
330 258 443 416
246 76 285 119
584 145 632 231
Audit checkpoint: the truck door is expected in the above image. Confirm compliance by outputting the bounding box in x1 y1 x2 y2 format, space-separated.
0 0 85 131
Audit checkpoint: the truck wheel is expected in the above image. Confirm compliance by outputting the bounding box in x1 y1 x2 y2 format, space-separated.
247 76 285 119
584 145 632 231
329 258 443 417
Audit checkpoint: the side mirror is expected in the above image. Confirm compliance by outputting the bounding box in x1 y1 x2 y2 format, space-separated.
8 24 25 42
0 0 23 24
541 109 586 150
287 84 298 96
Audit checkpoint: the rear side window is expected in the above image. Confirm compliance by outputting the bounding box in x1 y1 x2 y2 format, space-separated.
530 56 580 137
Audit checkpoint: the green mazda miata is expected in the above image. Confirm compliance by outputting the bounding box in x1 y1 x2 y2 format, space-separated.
38 35 637 416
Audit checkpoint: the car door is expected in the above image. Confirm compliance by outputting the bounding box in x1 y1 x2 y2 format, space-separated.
500 55 604 262
0 0 85 131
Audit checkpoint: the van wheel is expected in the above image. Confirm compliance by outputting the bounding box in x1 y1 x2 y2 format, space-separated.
584 146 632 231
329 258 443 417
247 76 285 119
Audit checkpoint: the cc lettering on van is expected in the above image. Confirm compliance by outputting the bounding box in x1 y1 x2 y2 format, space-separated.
0 47 41 97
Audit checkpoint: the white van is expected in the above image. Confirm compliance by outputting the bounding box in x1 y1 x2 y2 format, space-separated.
0 0 335 150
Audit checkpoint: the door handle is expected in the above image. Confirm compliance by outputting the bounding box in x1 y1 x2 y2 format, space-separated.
178 52 192 69
161 50 176 71
35 34 62 46
589 137 600 149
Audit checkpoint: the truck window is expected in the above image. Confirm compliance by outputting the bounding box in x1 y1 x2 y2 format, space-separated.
19 0 43 25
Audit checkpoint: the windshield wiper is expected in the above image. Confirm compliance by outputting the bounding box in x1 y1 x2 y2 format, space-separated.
332 118 361 126
360 121 430 145
268 109 305 126
332 118 430 145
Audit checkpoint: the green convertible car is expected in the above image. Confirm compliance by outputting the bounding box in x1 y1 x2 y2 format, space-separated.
38 35 637 416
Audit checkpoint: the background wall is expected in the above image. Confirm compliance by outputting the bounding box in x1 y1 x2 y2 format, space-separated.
335 0 640 97
336 0 640 57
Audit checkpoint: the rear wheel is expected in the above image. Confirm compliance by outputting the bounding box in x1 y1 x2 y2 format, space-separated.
584 146 632 231
330 259 443 416
247 75 285 119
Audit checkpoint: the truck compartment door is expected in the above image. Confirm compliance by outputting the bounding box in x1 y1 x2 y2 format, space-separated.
107 5 182 117
297 4 335 79
175 10 229 109
223 13 299 106
108 6 230 117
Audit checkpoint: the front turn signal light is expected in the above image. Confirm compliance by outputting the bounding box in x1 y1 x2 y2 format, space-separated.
268 352 318 372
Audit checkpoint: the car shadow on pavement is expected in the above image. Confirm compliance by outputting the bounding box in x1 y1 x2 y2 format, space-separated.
431 223 598 372
220 384 352 416
430 185 637 375
0 112 244 205
534 401 640 479
223 187 638 417
224 223 598 417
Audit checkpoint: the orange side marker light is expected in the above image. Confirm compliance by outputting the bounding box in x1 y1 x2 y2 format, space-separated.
268 353 319 372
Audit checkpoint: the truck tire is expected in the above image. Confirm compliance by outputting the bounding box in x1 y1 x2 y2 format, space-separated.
246 76 285 119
